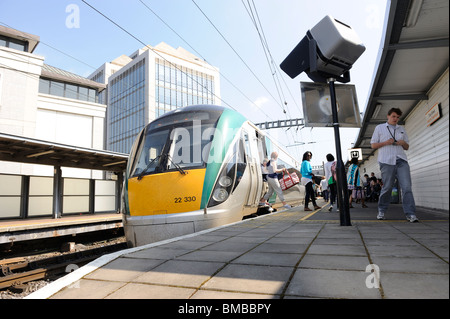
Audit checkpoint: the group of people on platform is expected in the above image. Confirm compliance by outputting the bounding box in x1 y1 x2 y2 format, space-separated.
258 107 419 223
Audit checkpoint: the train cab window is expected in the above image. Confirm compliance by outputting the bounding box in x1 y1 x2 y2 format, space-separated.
168 126 208 169
129 110 221 178
131 129 170 177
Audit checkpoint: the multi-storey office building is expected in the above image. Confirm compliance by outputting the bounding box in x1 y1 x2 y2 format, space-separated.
89 42 221 154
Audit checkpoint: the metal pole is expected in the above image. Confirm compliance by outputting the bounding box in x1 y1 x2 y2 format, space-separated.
52 165 62 219
327 78 351 226
116 172 124 214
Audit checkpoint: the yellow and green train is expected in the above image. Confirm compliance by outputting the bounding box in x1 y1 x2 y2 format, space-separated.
121 105 305 247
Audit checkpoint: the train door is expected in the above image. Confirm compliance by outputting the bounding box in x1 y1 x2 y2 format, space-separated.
242 128 262 206
256 131 269 197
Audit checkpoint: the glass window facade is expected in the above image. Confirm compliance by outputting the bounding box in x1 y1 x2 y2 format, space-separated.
155 58 215 117
108 59 146 153
90 70 106 104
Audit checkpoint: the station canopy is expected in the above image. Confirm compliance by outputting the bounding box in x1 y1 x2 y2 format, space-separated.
0 133 128 172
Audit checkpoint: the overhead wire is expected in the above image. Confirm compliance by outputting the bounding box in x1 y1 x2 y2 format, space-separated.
0 22 148 130
137 0 272 120
241 0 302 153
3 3 303 153
242 0 287 113
3 3 278 123
240 1 303 117
80 0 236 112
191 0 287 114
3 6 269 140
0 21 97 71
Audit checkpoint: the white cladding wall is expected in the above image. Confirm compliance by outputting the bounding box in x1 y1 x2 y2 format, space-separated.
361 69 449 211
405 69 449 211
0 47 43 137
32 93 106 178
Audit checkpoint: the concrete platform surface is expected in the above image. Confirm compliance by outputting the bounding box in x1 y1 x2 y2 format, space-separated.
27 202 449 299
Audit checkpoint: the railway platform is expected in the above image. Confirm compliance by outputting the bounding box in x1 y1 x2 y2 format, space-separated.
0 213 123 245
27 201 448 299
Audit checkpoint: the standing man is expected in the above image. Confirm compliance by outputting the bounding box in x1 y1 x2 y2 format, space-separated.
371 108 418 222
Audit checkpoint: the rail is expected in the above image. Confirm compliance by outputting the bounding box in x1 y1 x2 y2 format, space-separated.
0 242 127 291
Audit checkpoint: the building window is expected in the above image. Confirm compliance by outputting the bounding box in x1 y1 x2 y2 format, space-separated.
0 35 28 52
39 78 50 94
90 70 105 83
65 83 78 100
50 81 64 97
38 77 99 103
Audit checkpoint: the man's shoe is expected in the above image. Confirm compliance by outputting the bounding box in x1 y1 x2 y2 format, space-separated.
407 215 419 223
377 212 385 220
328 205 333 212
304 207 312 211
282 204 292 209
314 205 322 210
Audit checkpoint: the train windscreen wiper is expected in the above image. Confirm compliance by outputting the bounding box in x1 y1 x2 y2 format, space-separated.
137 154 163 180
166 154 188 175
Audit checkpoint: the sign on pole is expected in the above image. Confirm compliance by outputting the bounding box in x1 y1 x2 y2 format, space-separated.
348 148 362 161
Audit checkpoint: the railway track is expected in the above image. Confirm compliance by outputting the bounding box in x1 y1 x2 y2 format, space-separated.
0 241 127 294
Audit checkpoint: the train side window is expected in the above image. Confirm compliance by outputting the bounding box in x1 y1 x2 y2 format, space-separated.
242 131 251 158
231 138 247 192
256 132 267 161
127 129 145 175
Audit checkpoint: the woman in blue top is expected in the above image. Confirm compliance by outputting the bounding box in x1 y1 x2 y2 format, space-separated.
300 151 321 211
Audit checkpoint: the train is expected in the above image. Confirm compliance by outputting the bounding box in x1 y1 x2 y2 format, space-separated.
121 105 305 247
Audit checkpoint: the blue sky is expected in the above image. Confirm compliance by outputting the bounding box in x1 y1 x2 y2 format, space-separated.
1 0 388 166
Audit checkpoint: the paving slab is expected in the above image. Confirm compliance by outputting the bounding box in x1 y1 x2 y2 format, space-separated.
106 282 197 299
381 272 449 299
299 254 371 271
132 259 226 288
285 268 382 299
201 264 293 295
369 256 449 273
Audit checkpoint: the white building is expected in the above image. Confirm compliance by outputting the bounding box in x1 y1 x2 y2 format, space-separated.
0 26 116 219
0 26 107 178
89 42 221 154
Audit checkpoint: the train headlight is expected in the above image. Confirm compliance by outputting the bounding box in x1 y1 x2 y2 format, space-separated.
208 162 236 207
212 188 229 202
218 176 233 187
207 137 246 208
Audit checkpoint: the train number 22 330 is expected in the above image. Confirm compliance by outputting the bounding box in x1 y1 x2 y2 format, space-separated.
174 196 197 203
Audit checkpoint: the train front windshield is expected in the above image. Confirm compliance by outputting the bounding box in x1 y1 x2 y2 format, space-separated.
129 110 221 179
